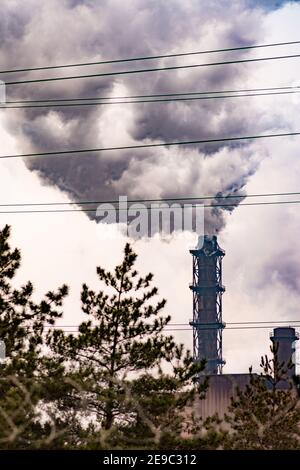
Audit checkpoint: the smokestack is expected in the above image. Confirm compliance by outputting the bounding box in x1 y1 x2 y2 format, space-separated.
270 327 299 379
189 235 226 375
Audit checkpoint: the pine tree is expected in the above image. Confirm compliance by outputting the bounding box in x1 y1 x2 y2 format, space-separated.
224 344 300 450
0 225 68 448
49 243 203 448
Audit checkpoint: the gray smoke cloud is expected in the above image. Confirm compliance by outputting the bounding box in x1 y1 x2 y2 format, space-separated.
0 0 279 233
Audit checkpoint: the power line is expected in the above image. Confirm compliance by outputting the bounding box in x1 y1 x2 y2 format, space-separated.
24 321 300 334
169 321 300 326
0 191 298 208
5 53 300 87
1 39 300 75
5 85 300 104
36 325 300 332
1 131 299 160
2 89 300 109
165 326 300 331
42 320 300 328
205 321 300 325
1 199 300 214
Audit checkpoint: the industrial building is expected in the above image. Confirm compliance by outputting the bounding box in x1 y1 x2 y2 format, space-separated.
190 235 299 418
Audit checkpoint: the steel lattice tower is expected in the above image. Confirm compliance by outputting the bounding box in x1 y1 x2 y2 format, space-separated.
189 235 226 374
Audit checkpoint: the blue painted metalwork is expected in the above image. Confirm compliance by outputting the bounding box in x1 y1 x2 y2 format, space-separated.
189 235 226 374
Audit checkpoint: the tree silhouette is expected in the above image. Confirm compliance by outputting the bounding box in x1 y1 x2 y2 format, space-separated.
0 225 68 448
225 344 300 450
49 243 203 447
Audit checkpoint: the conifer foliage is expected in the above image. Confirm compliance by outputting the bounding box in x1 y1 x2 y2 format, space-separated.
0 225 68 448
1 225 299 450
49 243 203 447
225 345 300 449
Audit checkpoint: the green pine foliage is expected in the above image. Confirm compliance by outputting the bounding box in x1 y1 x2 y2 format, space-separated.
48 242 205 448
224 345 300 449
0 225 68 448
1 224 299 450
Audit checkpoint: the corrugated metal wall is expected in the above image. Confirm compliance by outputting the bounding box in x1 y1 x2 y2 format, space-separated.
196 374 251 419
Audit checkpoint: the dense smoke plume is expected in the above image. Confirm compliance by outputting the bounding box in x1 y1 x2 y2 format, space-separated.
0 0 280 233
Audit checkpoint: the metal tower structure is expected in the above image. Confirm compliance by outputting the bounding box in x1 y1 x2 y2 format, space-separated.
189 235 226 374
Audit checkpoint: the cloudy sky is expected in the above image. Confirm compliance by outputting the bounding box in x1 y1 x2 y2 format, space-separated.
1 0 300 373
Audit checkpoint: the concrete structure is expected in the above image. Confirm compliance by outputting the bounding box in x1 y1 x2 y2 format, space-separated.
189 235 225 374
189 237 299 417
196 330 299 419
270 327 299 379
197 374 251 419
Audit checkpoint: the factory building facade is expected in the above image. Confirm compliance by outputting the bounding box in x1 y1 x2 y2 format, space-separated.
190 235 299 418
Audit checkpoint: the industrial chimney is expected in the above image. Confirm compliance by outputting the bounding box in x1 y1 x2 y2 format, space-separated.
189 235 226 374
270 327 299 380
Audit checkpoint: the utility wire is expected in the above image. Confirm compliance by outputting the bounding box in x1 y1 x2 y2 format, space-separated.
5 53 300 87
5 85 300 104
36 325 300 332
0 191 298 208
2 89 300 109
1 39 300 75
1 199 300 214
169 321 300 326
165 326 300 331
42 320 300 328
0 131 299 160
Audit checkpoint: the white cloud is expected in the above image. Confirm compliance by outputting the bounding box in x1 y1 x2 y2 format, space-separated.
1 1 300 375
